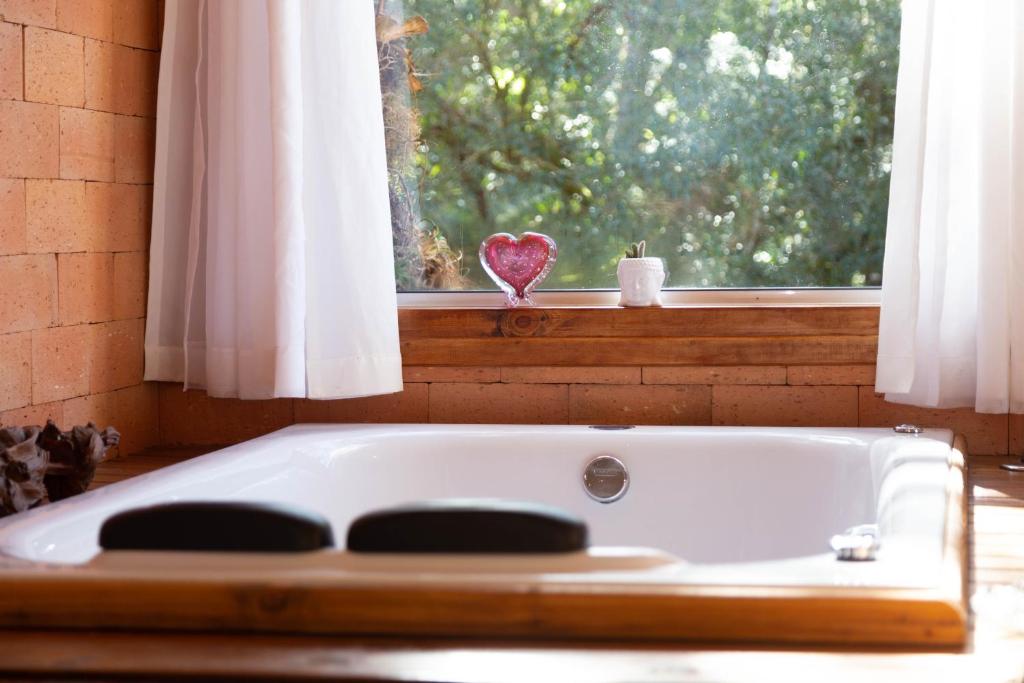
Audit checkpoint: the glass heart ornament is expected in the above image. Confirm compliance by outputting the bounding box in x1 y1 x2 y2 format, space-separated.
479 232 558 307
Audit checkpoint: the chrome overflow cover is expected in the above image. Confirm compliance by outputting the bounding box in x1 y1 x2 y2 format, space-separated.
893 424 923 435
583 455 629 503
830 524 880 561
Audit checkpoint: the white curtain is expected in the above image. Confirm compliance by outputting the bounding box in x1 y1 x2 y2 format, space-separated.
145 0 403 400
876 0 1024 413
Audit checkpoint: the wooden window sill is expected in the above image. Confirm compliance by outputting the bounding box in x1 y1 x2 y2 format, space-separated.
398 306 880 367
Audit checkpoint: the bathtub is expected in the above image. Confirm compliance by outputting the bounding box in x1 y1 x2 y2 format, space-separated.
0 424 966 647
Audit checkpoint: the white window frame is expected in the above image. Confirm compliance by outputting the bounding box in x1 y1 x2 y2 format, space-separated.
397 287 880 308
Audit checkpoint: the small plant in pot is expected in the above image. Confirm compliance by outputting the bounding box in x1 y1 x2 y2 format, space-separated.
617 240 666 307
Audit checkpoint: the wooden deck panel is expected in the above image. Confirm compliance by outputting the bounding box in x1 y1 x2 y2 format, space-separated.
0 449 1018 681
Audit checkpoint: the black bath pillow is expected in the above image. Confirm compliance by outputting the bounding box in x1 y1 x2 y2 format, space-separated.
347 499 588 553
99 501 334 552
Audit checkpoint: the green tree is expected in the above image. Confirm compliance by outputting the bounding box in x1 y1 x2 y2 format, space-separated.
387 0 899 289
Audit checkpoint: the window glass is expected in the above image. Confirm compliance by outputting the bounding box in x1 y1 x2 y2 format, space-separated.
377 1 900 290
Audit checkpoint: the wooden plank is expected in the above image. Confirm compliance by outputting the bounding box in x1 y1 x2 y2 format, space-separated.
89 449 211 489
401 335 878 367
968 455 1024 591
398 307 880 339
947 436 969 630
0 575 966 649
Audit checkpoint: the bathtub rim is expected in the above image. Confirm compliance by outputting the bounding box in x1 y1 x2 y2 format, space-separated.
0 422 954 569
0 431 969 649
0 422 955 568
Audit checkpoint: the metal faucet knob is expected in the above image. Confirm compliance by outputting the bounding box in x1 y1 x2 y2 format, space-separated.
893 424 923 434
831 524 880 561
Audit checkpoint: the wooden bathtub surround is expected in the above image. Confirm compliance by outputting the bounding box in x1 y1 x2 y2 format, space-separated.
0 577 969 648
949 435 970 639
0 447 1005 682
0 435 971 650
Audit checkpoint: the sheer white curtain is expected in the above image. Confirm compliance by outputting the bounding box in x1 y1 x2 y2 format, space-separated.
145 0 403 400
876 0 1024 413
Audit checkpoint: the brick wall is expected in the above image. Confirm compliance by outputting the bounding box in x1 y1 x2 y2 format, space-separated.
0 0 160 454
157 365 1020 456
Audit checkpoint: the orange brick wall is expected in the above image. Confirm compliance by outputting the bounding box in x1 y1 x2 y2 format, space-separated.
0 0 160 454
157 365 1021 456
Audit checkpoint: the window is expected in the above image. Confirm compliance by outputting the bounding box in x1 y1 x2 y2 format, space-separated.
377 1 900 291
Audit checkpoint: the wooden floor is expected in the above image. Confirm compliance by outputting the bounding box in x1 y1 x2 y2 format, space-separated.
0 450 1022 682
87 447 213 489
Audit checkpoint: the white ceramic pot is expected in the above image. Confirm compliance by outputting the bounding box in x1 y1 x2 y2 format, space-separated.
616 257 665 307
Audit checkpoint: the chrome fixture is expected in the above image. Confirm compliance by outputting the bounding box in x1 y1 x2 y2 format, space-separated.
582 455 629 503
1000 458 1024 473
830 524 880 561
893 424 923 435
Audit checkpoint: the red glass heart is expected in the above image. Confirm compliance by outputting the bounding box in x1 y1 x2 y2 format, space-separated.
479 232 558 306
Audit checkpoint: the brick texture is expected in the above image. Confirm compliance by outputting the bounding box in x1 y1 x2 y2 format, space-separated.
88 317 143 392
113 113 153 182
58 251 114 324
112 0 159 50
0 178 26 255
713 385 858 427
0 99 59 177
0 3 160 455
82 38 113 111
63 382 156 454
31 323 89 403
85 181 149 250
26 178 86 252
569 384 711 425
643 365 786 385
0 254 56 333
402 366 500 383
1011 415 1024 456
788 365 876 386
150 365 1017 457
158 385 294 446
502 366 641 385
429 383 569 424
56 0 112 41
0 0 56 28
59 106 115 180
294 384 428 423
0 21 22 100
0 331 31 410
111 250 145 318
1 398 61 426
84 39 156 116
24 27 83 106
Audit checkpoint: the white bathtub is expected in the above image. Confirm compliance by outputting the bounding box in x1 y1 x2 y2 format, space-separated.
0 424 967 647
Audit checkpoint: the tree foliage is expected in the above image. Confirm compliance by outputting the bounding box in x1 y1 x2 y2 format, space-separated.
388 0 900 289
